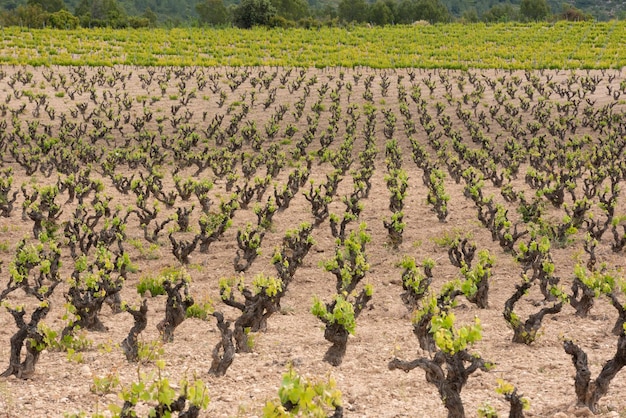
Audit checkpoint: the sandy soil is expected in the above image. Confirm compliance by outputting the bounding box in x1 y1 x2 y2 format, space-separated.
0 65 625 418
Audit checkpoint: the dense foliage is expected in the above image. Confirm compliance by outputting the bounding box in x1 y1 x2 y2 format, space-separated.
0 22 623 68
0 0 621 28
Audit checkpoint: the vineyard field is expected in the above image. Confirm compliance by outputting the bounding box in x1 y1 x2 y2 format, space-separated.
0 64 625 417
0 22 624 69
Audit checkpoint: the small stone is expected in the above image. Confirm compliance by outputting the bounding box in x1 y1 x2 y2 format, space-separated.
566 405 593 417
80 365 91 377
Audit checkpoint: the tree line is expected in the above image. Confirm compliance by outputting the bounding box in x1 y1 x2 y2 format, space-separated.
0 0 603 30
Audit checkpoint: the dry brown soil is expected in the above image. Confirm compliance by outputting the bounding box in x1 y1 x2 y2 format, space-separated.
0 65 625 417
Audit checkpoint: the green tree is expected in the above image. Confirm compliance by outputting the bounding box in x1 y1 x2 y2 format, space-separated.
338 0 368 22
49 9 80 28
368 0 394 25
558 3 592 21
0 0 21 12
142 7 158 26
27 0 65 13
395 0 449 23
233 0 276 27
127 15 150 27
460 8 479 22
196 0 231 25
2 4 49 27
520 0 550 21
312 2 337 20
75 0 128 27
414 0 450 22
271 0 309 21
482 3 520 22
395 0 415 23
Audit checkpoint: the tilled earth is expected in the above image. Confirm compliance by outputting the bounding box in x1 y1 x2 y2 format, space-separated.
0 65 625 417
